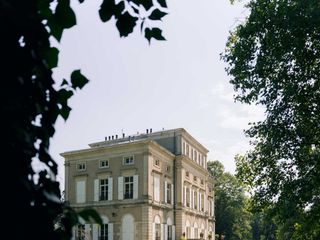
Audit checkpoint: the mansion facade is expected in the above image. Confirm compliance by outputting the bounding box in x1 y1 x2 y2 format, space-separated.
61 128 215 240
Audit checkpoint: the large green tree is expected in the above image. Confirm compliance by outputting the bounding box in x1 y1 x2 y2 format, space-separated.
223 0 320 238
2 0 167 239
208 161 252 240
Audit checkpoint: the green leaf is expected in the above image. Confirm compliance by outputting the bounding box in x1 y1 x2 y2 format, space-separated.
50 0 76 41
78 209 103 225
44 47 59 68
71 70 89 90
60 104 72 121
78 0 85 3
144 27 166 43
149 8 167 21
157 0 167 8
60 79 69 87
116 12 138 37
57 89 74 104
131 0 153 10
99 0 125 22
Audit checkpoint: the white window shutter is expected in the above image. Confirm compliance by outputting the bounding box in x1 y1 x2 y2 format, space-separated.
189 188 192 208
172 225 175 240
133 175 138 199
164 224 168 240
152 223 156 240
85 224 90 240
71 226 76 240
92 224 99 240
154 175 160 202
108 223 114 240
171 184 174 205
118 176 123 200
76 180 86 203
164 181 167 203
94 179 99 202
108 177 113 201
183 186 186 207
160 224 164 240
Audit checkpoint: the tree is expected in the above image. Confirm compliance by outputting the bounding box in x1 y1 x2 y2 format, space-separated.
2 0 167 239
208 161 252 240
223 0 320 238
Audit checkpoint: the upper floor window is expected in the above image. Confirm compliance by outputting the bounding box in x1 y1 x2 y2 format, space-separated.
123 156 134 165
166 165 171 172
100 160 109 168
186 171 189 178
100 179 109 201
193 176 197 182
124 176 134 199
77 163 86 171
186 144 189 156
186 187 190 207
166 182 172 204
154 159 160 167
201 179 204 185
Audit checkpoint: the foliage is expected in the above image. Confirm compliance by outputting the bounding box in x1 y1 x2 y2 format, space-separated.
208 161 252 240
2 0 167 239
223 0 320 238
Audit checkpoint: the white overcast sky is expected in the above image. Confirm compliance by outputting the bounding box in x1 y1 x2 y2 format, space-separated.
49 0 264 188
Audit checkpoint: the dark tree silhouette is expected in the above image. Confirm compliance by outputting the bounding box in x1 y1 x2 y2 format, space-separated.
1 0 167 239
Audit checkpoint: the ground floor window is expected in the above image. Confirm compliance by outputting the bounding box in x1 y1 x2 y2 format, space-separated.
155 223 161 240
167 225 172 240
100 224 108 240
76 224 85 240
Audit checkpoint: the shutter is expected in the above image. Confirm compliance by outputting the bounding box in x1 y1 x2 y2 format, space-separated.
211 200 214 216
71 226 76 240
118 176 123 200
172 225 175 240
152 223 156 240
108 177 113 201
76 180 86 203
189 188 192 208
133 175 138 199
171 184 174 205
183 186 186 207
164 224 168 240
154 175 160 202
164 181 167 203
160 224 164 240
108 223 114 240
94 179 99 202
92 224 99 240
85 224 90 240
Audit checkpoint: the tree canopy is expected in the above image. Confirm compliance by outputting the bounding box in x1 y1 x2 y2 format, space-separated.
2 0 167 239
223 0 320 238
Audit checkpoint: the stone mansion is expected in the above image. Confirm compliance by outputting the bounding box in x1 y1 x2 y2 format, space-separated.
61 128 215 240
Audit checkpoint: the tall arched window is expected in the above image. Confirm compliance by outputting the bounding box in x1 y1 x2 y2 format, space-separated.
153 215 161 240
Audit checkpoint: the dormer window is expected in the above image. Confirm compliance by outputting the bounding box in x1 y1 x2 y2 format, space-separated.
123 155 134 165
77 163 86 171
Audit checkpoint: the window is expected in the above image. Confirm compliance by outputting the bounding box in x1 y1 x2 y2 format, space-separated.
123 156 134 165
155 223 161 240
154 175 160 202
201 179 204 185
186 171 189 178
124 176 134 199
186 145 189 156
100 179 108 201
100 160 109 168
166 182 172 204
166 165 171 172
154 159 160 167
77 163 86 171
182 142 186 155
167 225 173 240
76 224 85 240
186 188 190 207
193 176 197 182
194 191 198 209
100 224 108 240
